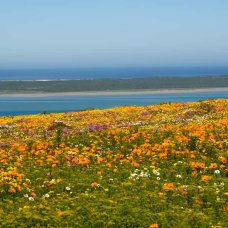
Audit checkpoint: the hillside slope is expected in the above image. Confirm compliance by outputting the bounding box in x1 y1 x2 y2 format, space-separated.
0 99 227 227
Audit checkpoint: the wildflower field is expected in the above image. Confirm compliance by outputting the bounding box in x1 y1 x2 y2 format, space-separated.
0 99 227 227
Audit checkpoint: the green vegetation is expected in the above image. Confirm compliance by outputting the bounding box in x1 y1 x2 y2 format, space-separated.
0 76 227 93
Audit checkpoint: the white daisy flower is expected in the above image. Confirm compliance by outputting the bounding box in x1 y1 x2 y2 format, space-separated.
42 194 50 198
214 170 220 174
28 197 34 201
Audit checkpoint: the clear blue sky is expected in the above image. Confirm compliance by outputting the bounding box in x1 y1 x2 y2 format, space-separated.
0 0 228 69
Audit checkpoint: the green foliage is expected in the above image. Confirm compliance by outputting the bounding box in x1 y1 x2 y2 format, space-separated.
0 76 228 93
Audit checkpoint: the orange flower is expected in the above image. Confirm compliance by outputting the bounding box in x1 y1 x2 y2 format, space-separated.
190 154 195 159
57 210 65 216
191 171 198 177
59 143 65 148
31 192 36 198
149 224 159 228
198 163 205 169
66 161 71 167
220 157 227 164
131 161 140 167
117 153 124 158
163 183 174 190
195 199 203 204
106 163 112 169
91 182 98 187
209 163 217 169
159 153 167 159
201 156 207 160
72 158 78 164
189 161 196 168
167 183 174 189
128 156 134 161
178 186 187 195
97 171 102 176
97 157 103 164
113 168 118 173
16 185 22 191
201 175 209 182
82 159 90 166
18 145 26 152
57 178 63 183
133 148 142 156
9 186 16 193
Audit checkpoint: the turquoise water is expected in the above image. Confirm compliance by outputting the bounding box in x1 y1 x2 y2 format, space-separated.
0 91 227 116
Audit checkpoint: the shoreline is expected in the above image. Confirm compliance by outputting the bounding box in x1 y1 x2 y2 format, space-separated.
0 87 227 97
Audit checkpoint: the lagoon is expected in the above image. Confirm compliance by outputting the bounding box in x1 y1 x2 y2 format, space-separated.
0 90 227 116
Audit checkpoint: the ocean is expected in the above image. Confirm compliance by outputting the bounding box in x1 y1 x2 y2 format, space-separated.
0 91 227 116
1 66 228 80
0 67 227 116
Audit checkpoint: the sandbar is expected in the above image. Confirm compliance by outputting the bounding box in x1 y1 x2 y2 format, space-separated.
0 87 227 97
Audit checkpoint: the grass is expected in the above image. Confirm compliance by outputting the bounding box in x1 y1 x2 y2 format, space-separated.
0 99 227 227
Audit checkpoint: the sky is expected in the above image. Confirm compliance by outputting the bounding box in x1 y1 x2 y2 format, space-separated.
0 0 228 69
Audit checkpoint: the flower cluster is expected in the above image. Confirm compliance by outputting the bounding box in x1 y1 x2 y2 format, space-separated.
0 99 227 227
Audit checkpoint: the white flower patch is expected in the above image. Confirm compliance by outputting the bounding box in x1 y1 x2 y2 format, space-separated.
183 185 188 190
139 171 150 178
129 169 150 180
153 171 160 176
42 194 50 199
28 197 34 201
214 170 220 174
